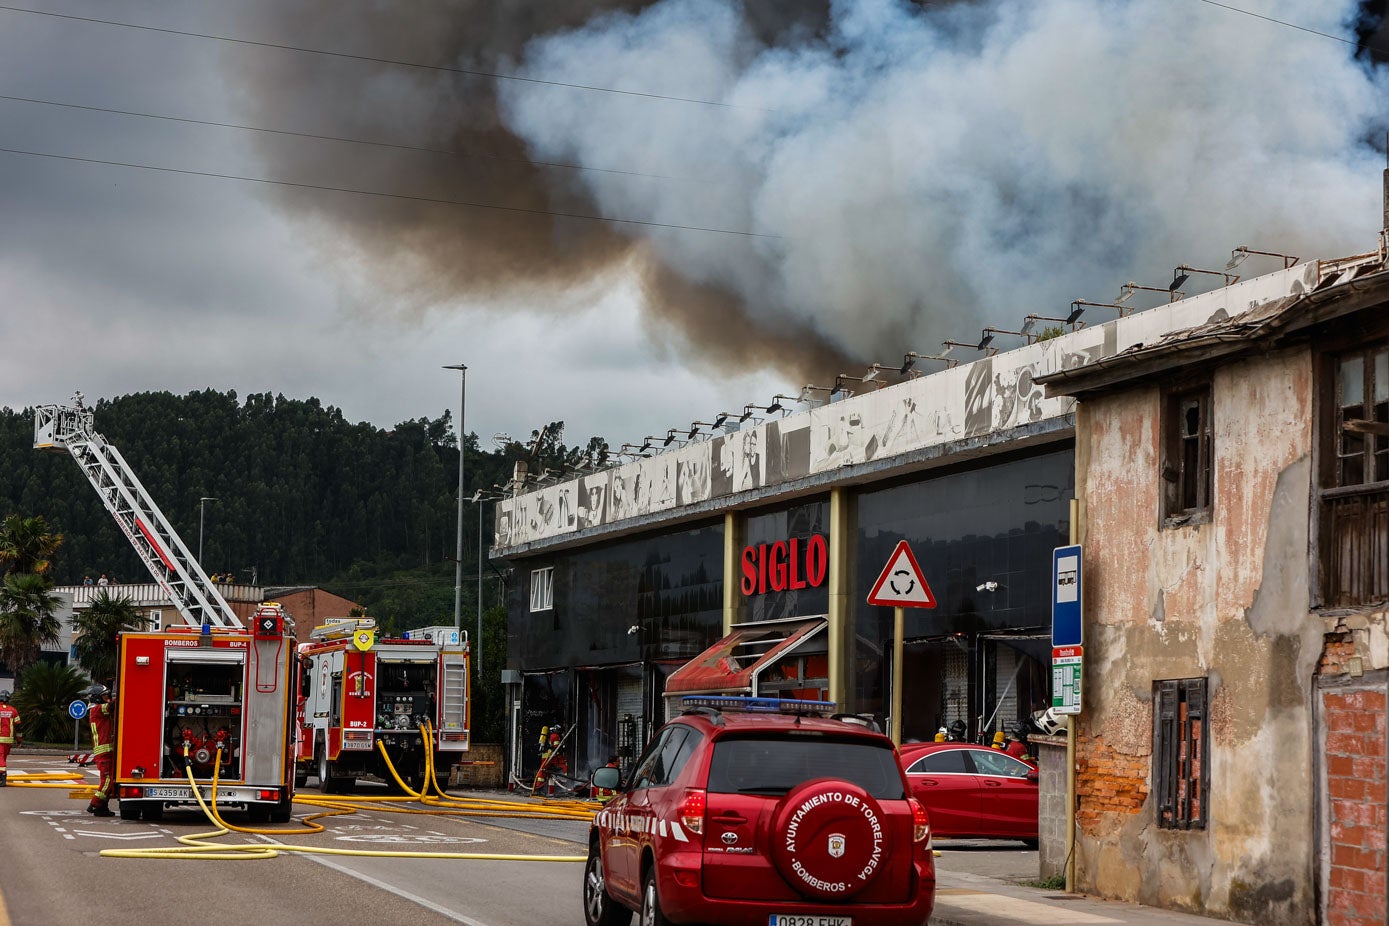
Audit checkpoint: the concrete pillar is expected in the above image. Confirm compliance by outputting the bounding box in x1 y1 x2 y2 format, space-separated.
827 487 854 708
722 510 744 635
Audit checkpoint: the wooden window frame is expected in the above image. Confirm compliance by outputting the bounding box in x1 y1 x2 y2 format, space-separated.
1161 383 1213 527
1153 677 1209 830
1316 339 1389 608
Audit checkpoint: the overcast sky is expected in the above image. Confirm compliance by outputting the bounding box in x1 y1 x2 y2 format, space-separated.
2 0 1386 450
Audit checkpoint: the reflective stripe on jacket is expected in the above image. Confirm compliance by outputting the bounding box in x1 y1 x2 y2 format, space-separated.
89 701 114 755
0 704 18 743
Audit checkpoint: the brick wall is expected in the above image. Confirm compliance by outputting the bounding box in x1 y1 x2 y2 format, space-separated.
1075 732 1148 827
1322 686 1387 926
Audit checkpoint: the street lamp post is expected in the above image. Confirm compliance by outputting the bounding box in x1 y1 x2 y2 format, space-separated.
198 497 217 566
476 494 484 674
443 364 467 640
466 489 499 674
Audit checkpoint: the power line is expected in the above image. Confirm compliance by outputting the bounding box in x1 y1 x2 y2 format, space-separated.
1191 0 1388 55
0 145 776 239
0 92 675 181
0 4 747 110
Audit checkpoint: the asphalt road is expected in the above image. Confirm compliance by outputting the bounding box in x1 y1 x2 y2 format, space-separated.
0 755 1042 926
0 755 587 926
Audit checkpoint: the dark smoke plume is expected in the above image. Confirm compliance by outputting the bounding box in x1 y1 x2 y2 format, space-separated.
232 0 1388 386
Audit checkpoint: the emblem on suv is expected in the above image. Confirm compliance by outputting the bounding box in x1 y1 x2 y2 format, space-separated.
721 831 738 845
827 833 846 858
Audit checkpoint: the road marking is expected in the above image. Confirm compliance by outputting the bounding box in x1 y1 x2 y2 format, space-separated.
256 835 493 926
336 834 487 844
74 830 163 840
937 892 1119 923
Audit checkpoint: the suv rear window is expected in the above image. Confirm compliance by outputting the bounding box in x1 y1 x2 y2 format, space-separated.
706 734 905 799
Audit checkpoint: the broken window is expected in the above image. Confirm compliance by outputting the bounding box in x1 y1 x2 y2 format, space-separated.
1153 677 1208 830
1319 342 1389 607
1162 384 1213 524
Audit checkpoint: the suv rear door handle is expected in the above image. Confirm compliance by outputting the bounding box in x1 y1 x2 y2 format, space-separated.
710 812 747 824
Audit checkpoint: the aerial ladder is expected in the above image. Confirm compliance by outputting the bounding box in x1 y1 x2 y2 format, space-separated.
33 394 242 629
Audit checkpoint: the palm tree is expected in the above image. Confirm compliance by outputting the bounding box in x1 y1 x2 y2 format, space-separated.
12 661 89 745
72 591 148 683
0 572 62 675
0 514 63 576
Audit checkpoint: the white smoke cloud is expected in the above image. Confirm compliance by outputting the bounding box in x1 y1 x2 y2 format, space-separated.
498 0 1388 359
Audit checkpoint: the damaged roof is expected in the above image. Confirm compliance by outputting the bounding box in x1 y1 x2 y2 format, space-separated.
1037 252 1389 398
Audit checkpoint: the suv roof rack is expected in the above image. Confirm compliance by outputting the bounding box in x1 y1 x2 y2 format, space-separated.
680 695 839 717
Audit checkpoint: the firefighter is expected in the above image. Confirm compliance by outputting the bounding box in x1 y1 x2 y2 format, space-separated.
0 691 19 786
84 684 116 816
591 754 621 802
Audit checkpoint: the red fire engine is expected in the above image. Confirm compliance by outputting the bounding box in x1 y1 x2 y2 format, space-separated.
296 618 470 792
35 399 297 821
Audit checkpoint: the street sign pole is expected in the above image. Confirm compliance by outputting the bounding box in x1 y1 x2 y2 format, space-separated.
68 699 88 752
891 606 905 745
867 540 937 747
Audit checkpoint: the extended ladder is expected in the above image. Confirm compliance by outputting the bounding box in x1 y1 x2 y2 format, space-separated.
34 399 242 629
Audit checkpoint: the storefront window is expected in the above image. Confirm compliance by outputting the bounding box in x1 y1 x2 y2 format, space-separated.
742 499 830 623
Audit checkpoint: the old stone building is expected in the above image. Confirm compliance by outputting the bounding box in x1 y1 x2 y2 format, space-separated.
1040 242 1389 923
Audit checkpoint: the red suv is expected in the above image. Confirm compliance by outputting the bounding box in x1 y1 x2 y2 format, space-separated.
584 697 936 926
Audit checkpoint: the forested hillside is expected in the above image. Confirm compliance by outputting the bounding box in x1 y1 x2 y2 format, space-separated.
0 389 603 631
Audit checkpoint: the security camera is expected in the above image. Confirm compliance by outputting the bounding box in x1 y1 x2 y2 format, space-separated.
626 625 639 635
976 581 999 592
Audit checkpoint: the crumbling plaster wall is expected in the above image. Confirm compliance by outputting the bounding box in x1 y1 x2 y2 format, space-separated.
1074 348 1322 924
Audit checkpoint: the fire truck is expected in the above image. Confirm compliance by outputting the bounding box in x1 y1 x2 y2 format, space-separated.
296 618 470 792
35 399 298 822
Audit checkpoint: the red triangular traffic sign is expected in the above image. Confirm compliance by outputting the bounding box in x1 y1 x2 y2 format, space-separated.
867 540 937 608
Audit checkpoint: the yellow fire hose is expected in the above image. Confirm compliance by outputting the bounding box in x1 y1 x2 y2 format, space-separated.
96 738 591 862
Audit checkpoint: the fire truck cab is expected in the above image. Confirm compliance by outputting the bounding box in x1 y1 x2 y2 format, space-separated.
296 618 469 792
114 604 298 821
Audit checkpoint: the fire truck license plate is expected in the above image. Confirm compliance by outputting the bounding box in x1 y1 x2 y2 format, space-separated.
144 786 238 800
768 917 852 926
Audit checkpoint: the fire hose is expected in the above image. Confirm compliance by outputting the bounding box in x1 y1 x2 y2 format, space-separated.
94 737 592 862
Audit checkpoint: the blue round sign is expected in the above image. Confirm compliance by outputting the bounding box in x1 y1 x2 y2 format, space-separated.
68 699 88 720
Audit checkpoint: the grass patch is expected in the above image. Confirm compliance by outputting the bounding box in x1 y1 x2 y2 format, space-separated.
1022 874 1067 890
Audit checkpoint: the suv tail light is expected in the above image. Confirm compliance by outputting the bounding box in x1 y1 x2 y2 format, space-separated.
680 788 706 836
909 797 931 843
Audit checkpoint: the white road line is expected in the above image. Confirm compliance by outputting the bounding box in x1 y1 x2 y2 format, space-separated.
254 835 492 926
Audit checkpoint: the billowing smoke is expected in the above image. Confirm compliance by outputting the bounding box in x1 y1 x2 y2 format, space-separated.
234 0 1388 382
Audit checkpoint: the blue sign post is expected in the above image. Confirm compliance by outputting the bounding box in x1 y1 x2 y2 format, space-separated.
69 699 87 752
1051 545 1083 716
1051 544 1083 647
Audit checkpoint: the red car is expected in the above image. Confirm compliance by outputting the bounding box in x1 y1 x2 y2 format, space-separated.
898 742 1038 846
585 696 936 926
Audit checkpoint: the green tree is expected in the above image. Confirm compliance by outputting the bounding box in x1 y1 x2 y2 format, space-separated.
12 661 90 745
0 572 61 675
0 513 62 576
72 591 148 684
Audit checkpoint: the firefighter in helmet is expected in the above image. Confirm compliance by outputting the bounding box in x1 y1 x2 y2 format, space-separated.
591 754 621 803
84 684 116 816
0 690 19 786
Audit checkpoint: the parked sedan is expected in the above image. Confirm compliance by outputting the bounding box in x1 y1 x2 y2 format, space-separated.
898 742 1038 846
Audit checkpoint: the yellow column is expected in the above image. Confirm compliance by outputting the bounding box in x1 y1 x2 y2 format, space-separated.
723 511 744 635
827 487 853 708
